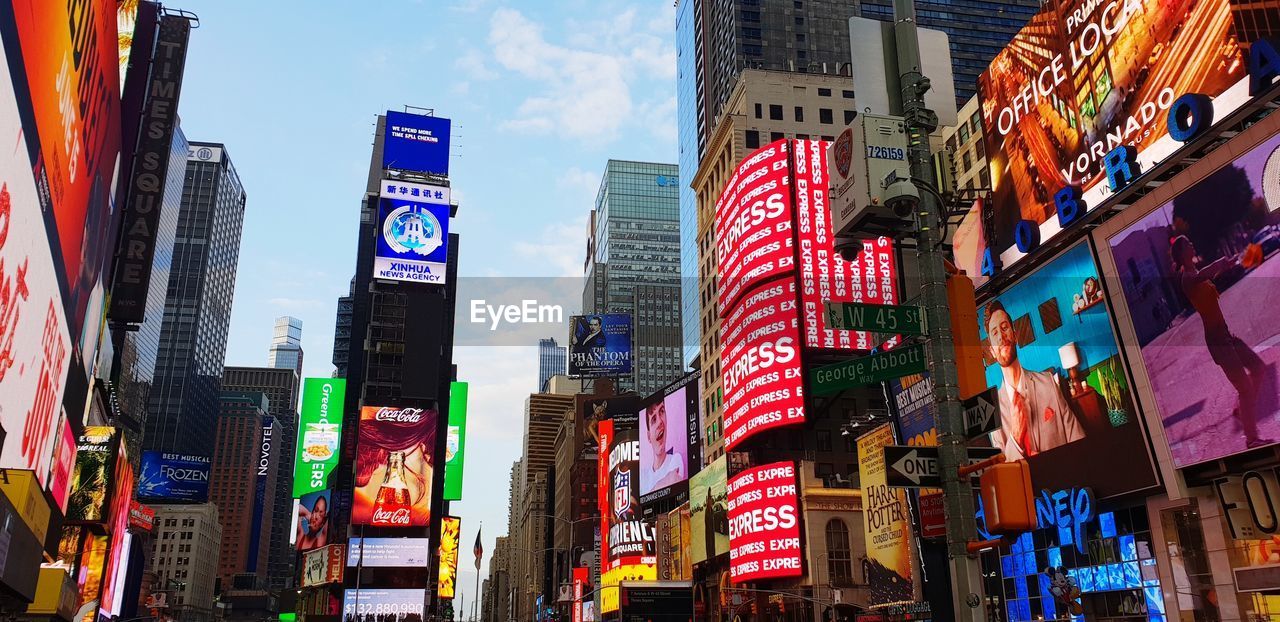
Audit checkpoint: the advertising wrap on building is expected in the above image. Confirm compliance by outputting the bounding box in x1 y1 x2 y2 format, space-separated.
437 516 460 599
67 427 119 523
978 0 1256 270
726 461 802 583
302 544 346 587
714 140 796 311
887 373 946 538
353 405 438 527
444 381 468 500
341 588 425 622
346 537 432 567
1106 131 1280 467
295 378 346 497
601 412 656 614
857 423 914 606
247 416 275 572
568 314 633 378
374 196 451 285
978 242 1157 497
382 110 451 175
638 372 700 505
0 47 71 489
720 278 806 450
137 451 211 502
109 13 191 322
689 455 729 565
295 488 332 553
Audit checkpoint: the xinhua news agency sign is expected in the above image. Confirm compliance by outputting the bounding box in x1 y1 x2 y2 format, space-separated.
810 344 927 395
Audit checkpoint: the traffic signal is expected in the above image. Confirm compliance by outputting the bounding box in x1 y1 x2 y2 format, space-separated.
946 269 985 400
443 601 454 622
979 460 1036 533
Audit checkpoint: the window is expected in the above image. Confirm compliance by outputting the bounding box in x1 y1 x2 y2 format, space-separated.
971 111 981 134
796 33 806 43
958 123 971 143
816 430 832 451
745 130 760 149
769 104 783 120
795 16 804 25
975 138 986 160
844 110 856 124
842 89 855 98
754 103 762 119
815 462 834 478
819 108 833 124
818 88 832 97
961 151 972 171
794 106 804 122
770 131 785 142
946 135 957 153
826 519 854 585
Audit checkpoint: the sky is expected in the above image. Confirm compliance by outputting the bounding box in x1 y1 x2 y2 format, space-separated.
172 0 679 599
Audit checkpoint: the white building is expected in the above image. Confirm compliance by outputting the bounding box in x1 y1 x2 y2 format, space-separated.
149 503 223 616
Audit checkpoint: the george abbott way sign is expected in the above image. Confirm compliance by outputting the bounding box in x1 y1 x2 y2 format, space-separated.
810 344 927 396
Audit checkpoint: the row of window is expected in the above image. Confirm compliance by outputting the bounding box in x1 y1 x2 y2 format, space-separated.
744 130 839 150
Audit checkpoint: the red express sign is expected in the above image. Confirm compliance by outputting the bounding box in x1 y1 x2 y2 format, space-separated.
727 461 802 583
793 139 900 350
715 140 795 312
720 279 805 451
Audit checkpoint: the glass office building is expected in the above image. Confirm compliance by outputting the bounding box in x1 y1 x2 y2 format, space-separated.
267 315 304 377
538 338 566 392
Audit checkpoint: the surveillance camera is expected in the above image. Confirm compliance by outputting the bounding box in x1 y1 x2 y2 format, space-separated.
834 237 861 262
883 179 920 219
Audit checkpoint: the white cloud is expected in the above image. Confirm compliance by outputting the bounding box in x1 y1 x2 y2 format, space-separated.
557 166 600 205
513 216 587 278
455 48 498 81
449 0 488 12
638 95 677 146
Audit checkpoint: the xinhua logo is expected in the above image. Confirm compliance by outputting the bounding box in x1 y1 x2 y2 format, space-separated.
384 205 443 256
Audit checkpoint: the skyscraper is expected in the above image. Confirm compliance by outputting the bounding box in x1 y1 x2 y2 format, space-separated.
332 284 354 378
581 160 683 395
267 316 304 378
210 391 277 588
145 142 246 456
537 338 566 392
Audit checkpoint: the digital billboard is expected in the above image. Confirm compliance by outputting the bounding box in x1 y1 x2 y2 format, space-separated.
638 373 700 505
714 140 796 312
720 278 806 450
579 396 640 461
373 178 452 286
99 447 133 618
689 455 728 565
137 452 211 502
342 588 425 622
857 423 914 606
437 517 460 599
1106 132 1280 467
67 427 119 523
977 242 1157 497
568 314 633 378
0 49 72 490
444 382 468 501
347 537 432 567
382 110 451 176
353 406 438 527
726 461 802 583
48 417 76 512
601 412 656 613
978 0 1255 271
295 488 332 552
301 544 345 588
294 378 345 497
128 501 155 532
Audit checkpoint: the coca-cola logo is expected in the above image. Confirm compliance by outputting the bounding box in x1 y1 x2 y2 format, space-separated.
373 407 426 423
372 507 412 525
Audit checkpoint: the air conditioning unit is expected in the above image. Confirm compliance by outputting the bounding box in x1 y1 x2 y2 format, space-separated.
828 114 916 242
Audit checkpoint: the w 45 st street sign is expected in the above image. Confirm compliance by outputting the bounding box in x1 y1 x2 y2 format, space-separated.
824 301 926 336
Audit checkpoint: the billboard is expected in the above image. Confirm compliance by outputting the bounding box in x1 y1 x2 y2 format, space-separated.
48 417 76 512
374 197 451 285
341 588 425 622
601 412 656 613
382 110 451 176
1105 132 1280 467
294 378 345 497
137 452 211 502
353 405 438 527
720 278 805 450
568 314 633 378
128 501 155 532
856 423 913 606
714 140 796 312
99 448 133 618
247 416 276 572
347 538 432 567
295 488 332 552
726 461 802 583
444 382 468 500
978 0 1254 270
689 456 729 565
67 427 119 523
0 46 72 489
437 516 461 599
301 544 345 588
579 396 640 461
977 242 1157 497
886 373 946 538
638 373 700 504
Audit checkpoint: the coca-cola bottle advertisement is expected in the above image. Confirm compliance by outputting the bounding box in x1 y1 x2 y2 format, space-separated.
353 405 438 527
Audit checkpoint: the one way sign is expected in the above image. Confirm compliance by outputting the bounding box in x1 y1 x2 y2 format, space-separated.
882 445 1002 488
962 387 1000 439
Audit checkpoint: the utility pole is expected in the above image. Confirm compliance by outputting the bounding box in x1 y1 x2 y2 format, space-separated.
892 0 985 618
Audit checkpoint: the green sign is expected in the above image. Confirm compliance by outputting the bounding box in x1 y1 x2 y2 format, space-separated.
292 378 346 498
824 301 926 336
810 344 927 395
443 381 469 500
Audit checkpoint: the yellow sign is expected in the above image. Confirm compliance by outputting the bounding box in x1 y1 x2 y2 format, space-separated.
0 469 51 543
437 517 461 599
856 423 914 607
599 563 657 613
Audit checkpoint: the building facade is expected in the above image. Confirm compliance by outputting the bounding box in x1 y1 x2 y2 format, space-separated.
210 392 277 589
537 338 566 393
149 503 223 614
267 316 304 378
145 142 246 456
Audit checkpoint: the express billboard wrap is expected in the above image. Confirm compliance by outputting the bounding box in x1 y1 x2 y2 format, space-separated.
720 279 805 450
1106 132 1280 467
374 195 450 285
353 405 438 527
726 461 802 583
978 243 1156 498
382 110 451 176
137 451 211 502
714 140 795 312
294 379 345 497
638 372 700 505
437 516 461 599
569 314 633 378
978 0 1255 269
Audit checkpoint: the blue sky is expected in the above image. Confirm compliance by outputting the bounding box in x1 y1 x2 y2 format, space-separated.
173 0 678 593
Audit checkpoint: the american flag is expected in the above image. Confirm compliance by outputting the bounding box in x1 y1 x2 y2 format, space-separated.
473 527 483 570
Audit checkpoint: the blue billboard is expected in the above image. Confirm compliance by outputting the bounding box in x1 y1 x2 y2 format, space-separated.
382 110 451 175
137 451 210 502
373 194 450 286
568 314 633 378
